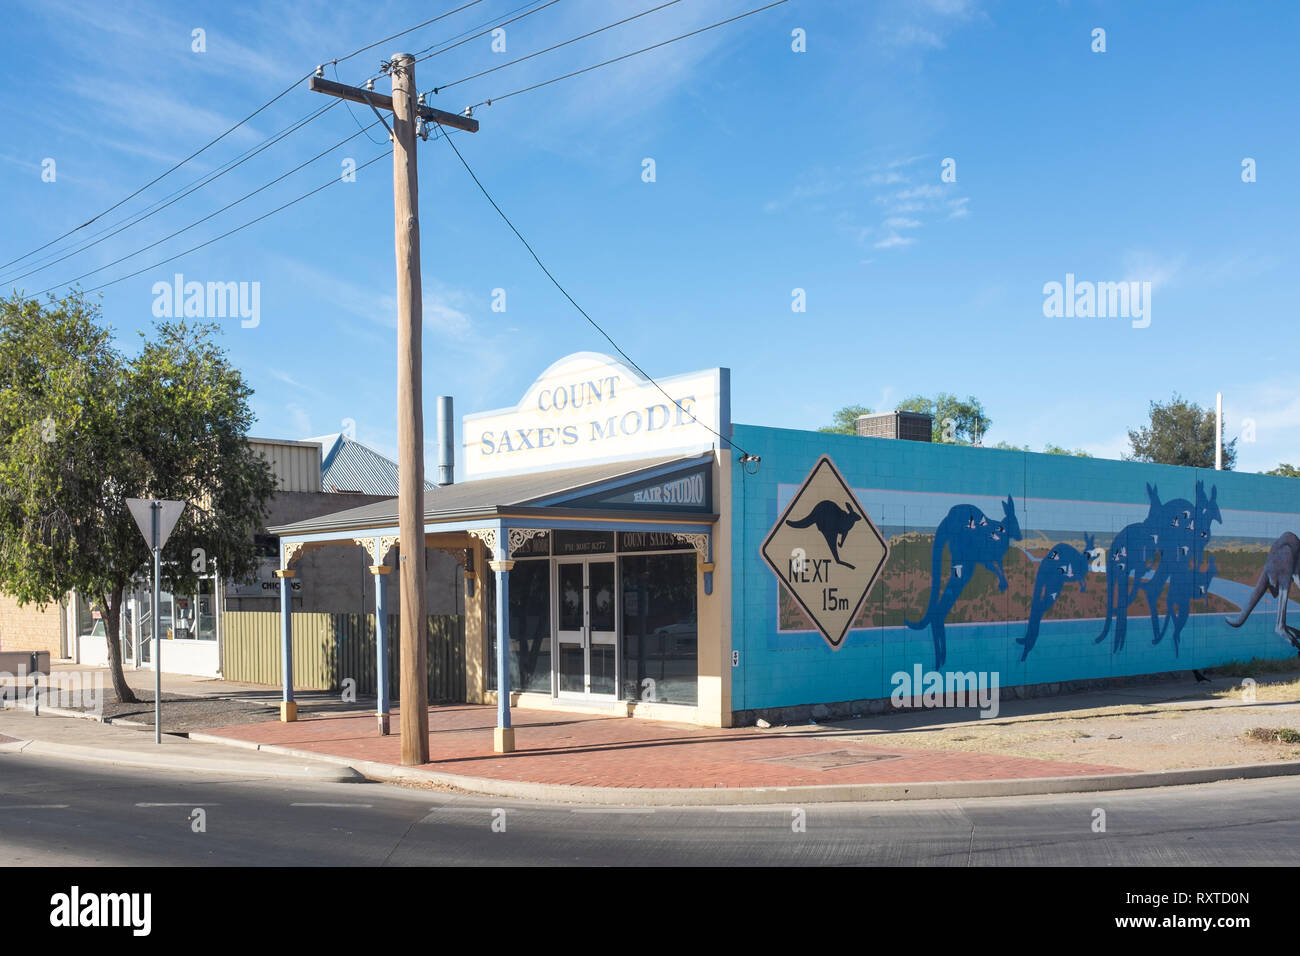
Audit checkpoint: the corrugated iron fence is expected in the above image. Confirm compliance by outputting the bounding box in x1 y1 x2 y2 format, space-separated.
222 611 466 702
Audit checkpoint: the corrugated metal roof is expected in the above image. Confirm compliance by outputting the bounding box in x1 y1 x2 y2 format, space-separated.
307 434 436 496
268 452 715 536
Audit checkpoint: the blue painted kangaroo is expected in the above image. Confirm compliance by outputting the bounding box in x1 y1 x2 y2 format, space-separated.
1017 534 1094 661
1095 483 1165 653
1141 482 1221 652
1147 554 1218 654
907 495 1021 669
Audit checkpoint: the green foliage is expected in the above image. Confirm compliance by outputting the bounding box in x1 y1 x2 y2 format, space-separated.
818 404 872 435
989 441 1093 456
123 320 275 595
1126 393 1236 469
1265 463 1300 478
0 292 275 698
1042 443 1092 457
898 392 991 445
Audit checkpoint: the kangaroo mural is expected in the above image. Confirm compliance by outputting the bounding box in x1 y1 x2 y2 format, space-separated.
1017 534 1094 661
1148 554 1218 654
1095 483 1165 653
1140 482 1222 653
907 495 1021 669
785 499 863 569
1225 531 1300 651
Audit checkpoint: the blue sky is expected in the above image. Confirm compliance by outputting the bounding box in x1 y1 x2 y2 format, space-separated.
3 0 1297 474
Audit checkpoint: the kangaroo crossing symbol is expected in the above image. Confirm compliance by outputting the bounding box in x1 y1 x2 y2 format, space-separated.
761 455 890 650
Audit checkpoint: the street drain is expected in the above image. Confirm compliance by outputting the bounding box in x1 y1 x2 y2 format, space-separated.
758 750 902 770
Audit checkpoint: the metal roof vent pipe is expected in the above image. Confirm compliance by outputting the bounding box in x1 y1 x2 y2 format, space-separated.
436 395 455 486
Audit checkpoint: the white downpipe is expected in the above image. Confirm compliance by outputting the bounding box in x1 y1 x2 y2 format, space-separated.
1215 392 1223 471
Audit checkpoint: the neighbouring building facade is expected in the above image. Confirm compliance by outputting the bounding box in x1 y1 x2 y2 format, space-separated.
68 434 459 677
267 351 1300 730
0 592 67 660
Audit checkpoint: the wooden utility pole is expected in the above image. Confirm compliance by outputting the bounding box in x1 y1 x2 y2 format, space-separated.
311 55 479 766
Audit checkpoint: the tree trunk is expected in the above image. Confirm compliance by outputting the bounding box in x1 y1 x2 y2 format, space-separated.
101 586 138 704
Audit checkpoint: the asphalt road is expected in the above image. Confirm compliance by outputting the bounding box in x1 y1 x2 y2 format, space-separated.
3 750 1300 866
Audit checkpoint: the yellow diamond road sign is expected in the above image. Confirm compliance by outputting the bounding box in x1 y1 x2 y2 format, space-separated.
761 455 889 650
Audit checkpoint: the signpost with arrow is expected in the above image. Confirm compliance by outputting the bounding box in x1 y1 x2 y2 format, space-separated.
126 498 185 744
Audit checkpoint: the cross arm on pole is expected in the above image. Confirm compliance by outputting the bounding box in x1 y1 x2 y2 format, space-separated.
308 76 480 133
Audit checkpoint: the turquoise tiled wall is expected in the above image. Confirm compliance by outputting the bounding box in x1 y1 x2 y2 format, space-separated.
729 423 1300 713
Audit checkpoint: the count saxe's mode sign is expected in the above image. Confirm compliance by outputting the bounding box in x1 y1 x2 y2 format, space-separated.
478 374 702 459
761 455 889 650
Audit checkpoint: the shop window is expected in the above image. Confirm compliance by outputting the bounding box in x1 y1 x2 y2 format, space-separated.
485 560 552 694
620 553 697 706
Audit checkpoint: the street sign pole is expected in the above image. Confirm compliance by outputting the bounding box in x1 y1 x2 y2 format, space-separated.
127 497 185 746
151 501 161 745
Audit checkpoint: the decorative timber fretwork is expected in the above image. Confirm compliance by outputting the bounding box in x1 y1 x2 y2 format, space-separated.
466 528 498 558
434 547 472 571
282 540 329 566
350 535 398 565
507 528 547 557
671 532 710 563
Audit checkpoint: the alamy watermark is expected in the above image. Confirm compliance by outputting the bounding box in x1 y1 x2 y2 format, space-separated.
50 886 150 936
0 668 103 716
890 665 1000 718
152 272 260 328
1042 273 1151 328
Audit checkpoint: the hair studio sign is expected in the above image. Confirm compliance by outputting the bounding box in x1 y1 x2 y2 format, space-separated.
462 352 728 478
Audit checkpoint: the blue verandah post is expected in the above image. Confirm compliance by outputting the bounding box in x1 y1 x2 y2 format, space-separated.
276 564 296 722
490 551 515 753
372 540 391 735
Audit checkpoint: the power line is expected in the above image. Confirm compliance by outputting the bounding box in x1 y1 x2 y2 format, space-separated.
1 101 342 284
3 101 343 286
76 150 392 297
411 0 558 59
429 0 685 96
333 63 391 146
433 126 753 460
331 0 488 67
465 0 789 111
34 120 384 298
0 69 317 274
325 2 560 148
414 0 565 65
2 0 492 275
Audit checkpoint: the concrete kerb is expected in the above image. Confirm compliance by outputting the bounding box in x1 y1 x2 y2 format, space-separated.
0 734 363 783
1 700 104 721
184 731 1300 806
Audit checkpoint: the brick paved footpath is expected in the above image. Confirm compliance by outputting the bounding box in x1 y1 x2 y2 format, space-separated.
204 705 1131 789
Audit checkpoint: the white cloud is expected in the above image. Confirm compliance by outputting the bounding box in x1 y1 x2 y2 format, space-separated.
424 300 471 338
916 0 977 16
1122 250 1183 291
887 24 945 49
874 233 916 249
894 184 945 201
286 403 312 436
1220 381 1300 472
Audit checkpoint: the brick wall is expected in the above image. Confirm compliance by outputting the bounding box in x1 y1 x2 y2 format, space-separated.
0 592 64 656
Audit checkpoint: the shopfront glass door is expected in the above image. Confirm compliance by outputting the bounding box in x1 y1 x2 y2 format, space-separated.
555 559 618 698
